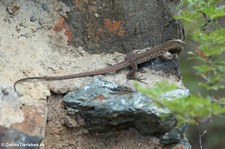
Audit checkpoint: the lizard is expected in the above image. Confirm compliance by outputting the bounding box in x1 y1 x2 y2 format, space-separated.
13 39 185 92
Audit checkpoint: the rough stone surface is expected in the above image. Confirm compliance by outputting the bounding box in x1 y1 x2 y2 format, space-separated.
0 125 43 149
64 0 183 54
0 82 23 127
0 82 47 140
44 95 162 149
63 79 189 135
160 124 188 143
162 140 192 149
11 104 47 137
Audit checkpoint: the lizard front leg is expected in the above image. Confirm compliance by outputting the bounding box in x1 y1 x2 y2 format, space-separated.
126 60 147 84
125 51 138 79
126 60 138 79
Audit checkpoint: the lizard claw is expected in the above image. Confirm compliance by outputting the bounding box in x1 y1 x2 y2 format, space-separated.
128 75 147 84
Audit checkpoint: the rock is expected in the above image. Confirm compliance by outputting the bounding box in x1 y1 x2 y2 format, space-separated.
0 125 43 149
38 18 45 26
0 82 23 128
30 16 37 22
160 124 188 145
162 140 192 149
63 79 189 135
7 2 20 15
42 3 48 11
62 0 184 54
160 123 192 149
0 82 47 138
0 82 18 101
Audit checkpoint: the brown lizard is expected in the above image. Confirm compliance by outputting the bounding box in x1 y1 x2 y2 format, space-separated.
13 39 185 92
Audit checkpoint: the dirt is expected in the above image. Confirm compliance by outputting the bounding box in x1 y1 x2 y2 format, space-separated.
43 95 162 149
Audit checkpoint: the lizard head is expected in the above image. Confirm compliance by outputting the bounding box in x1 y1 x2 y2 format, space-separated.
171 39 185 46
164 39 185 53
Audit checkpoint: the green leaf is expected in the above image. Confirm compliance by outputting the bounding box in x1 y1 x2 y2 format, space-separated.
135 81 225 124
193 65 215 74
175 10 200 22
201 5 225 20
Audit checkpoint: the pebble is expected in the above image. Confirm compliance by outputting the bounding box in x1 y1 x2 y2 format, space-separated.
7 2 20 15
42 3 48 11
30 16 37 22
38 18 44 25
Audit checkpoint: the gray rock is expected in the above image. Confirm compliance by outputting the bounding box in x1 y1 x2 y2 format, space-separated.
30 16 37 22
41 3 48 11
63 79 188 135
160 124 188 144
160 124 192 148
0 82 47 139
38 18 44 26
0 125 43 149
0 82 18 101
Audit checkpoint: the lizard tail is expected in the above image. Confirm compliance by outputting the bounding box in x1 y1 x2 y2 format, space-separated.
13 61 128 92
13 77 48 92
